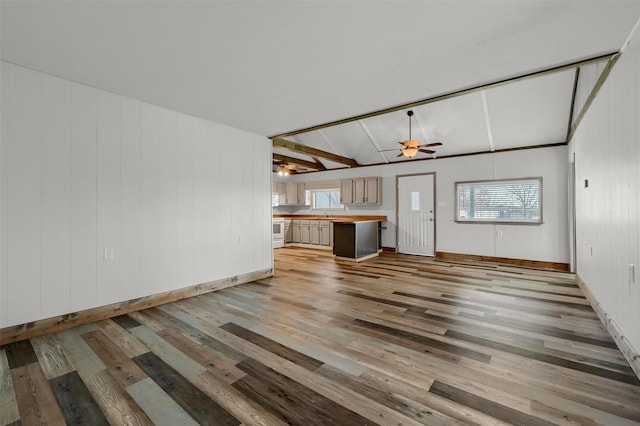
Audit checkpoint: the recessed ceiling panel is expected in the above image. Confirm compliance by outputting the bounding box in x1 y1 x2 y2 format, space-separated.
312 120 383 166
408 92 491 157
486 69 575 149
289 133 338 156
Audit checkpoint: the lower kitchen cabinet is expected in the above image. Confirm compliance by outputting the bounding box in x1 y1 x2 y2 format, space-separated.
310 220 331 246
292 220 301 243
333 221 379 261
288 219 331 248
320 222 331 246
284 220 292 243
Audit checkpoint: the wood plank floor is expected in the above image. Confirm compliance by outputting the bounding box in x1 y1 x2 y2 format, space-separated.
2 247 640 425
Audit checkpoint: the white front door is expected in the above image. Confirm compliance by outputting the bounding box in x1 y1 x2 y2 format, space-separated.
397 174 435 256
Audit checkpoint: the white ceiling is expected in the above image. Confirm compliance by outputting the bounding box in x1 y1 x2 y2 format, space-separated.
2 1 640 169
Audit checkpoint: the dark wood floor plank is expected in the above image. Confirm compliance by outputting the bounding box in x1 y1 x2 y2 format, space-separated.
220 322 324 371
49 371 110 426
394 290 499 314
429 380 556 426
157 328 247 384
81 330 148 387
133 351 240 426
446 329 640 385
458 310 616 348
476 288 593 311
141 305 247 363
315 364 465 425
233 357 376 426
3 340 38 369
110 314 142 330
352 317 492 363
401 308 633 375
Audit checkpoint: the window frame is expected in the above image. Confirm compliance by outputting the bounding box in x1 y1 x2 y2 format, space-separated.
310 189 344 211
454 177 543 225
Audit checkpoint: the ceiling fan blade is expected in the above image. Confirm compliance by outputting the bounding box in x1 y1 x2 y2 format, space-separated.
418 142 443 148
396 152 404 157
419 149 435 154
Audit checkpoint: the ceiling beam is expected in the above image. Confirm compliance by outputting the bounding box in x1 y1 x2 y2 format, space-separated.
273 138 358 168
273 153 327 171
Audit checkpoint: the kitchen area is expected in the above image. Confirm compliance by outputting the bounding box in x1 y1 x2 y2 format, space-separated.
272 178 387 261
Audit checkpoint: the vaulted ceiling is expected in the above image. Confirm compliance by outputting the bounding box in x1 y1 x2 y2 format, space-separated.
272 59 606 171
2 1 640 170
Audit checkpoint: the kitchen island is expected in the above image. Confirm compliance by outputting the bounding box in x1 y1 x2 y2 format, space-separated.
273 215 387 261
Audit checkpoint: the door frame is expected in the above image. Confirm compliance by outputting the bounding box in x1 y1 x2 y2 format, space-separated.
395 172 437 255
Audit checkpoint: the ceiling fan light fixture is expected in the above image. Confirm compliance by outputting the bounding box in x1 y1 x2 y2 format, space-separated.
402 146 419 158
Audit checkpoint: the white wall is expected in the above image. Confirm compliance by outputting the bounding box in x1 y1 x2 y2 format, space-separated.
275 145 569 264
0 62 273 328
569 25 640 353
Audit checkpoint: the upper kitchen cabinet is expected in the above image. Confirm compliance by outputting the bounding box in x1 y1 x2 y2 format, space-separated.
340 179 354 204
342 177 381 205
276 182 307 205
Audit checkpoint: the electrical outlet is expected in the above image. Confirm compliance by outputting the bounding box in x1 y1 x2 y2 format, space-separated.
497 231 503 238
238 236 245 244
104 248 115 261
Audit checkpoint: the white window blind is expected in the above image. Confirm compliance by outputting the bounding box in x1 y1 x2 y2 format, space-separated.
456 178 542 224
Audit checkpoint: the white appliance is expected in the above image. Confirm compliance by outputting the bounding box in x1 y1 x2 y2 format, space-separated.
272 218 285 248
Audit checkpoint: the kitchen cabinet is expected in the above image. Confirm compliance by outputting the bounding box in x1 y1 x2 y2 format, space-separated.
297 183 306 205
333 221 380 261
292 220 311 243
277 182 306 205
340 179 354 204
310 220 331 246
320 221 331 246
342 176 381 205
284 220 292 243
276 182 287 205
300 220 310 243
292 220 301 242
364 177 380 204
310 220 320 245
286 182 306 205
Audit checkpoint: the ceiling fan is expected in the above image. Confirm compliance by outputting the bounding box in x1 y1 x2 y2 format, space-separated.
379 110 443 158
273 160 307 175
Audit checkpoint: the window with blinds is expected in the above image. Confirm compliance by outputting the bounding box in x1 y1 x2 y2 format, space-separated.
455 178 542 224
311 189 343 210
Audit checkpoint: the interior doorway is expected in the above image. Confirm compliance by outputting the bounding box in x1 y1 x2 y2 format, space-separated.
397 173 436 256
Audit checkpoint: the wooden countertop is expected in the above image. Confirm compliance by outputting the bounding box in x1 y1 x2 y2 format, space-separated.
274 214 387 223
